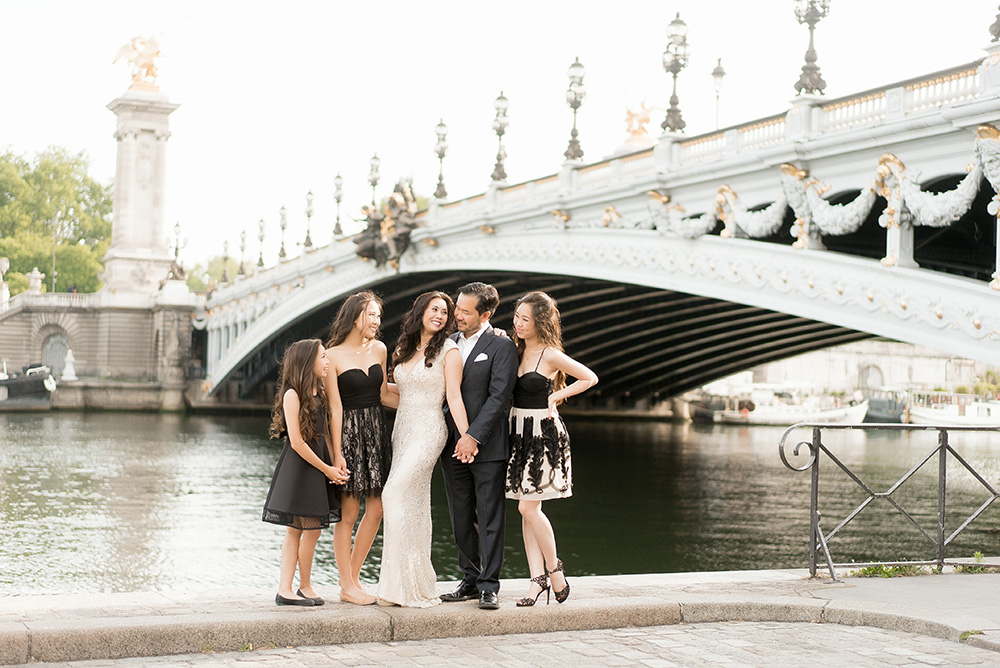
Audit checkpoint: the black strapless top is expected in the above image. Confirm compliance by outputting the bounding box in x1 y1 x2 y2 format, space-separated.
338 363 383 409
513 371 553 410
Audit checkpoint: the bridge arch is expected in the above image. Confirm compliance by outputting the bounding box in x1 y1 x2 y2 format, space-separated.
203 227 999 403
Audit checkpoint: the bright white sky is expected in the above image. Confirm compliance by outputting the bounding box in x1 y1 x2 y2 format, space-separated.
0 1 994 266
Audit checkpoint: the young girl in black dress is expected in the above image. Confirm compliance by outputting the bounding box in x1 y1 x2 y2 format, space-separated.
326 292 395 605
262 339 347 606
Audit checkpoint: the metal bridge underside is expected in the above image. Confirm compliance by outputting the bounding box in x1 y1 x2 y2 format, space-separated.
232 273 874 406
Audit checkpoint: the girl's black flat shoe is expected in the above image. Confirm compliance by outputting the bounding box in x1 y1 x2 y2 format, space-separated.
275 593 315 606
297 589 325 606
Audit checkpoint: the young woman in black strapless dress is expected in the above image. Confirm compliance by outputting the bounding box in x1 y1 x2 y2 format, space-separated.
262 339 346 606
326 291 395 605
506 291 598 607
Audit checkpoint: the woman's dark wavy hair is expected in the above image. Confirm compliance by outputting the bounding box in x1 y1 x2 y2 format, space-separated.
269 338 328 444
326 291 383 347
513 291 566 399
392 291 456 372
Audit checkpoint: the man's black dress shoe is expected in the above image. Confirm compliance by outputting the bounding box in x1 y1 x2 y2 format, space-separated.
479 591 500 610
440 582 478 602
275 593 315 606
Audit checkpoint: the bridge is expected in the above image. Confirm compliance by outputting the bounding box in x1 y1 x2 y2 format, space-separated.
203 53 1000 407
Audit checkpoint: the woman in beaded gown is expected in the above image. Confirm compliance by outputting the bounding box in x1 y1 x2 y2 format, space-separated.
376 291 469 607
505 291 598 607
326 291 395 605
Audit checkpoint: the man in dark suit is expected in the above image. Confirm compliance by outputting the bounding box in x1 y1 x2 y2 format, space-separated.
440 282 518 609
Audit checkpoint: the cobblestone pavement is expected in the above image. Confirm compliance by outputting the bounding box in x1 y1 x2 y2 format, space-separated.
14 622 999 668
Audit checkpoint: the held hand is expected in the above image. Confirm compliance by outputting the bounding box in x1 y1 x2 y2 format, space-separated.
453 433 479 464
334 454 348 473
492 327 509 339
324 465 347 485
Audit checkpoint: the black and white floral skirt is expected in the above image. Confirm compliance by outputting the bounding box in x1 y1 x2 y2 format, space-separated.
505 407 572 501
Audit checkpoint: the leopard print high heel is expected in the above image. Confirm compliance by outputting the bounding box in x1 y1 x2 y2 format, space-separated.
515 573 550 607
548 558 570 604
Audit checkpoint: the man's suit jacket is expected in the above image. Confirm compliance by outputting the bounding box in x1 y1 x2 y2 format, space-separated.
443 328 518 463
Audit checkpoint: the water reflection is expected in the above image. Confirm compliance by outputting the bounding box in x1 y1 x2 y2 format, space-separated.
1 413 998 595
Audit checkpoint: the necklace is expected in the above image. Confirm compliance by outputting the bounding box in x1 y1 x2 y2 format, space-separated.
416 340 429 351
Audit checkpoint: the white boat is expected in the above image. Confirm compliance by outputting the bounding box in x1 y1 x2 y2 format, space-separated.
715 398 869 426
690 378 870 426
906 395 1000 426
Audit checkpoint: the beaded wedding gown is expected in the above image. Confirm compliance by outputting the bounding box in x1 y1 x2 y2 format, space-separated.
376 338 457 607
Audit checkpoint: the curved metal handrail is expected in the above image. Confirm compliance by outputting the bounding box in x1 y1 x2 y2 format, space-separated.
778 422 1000 580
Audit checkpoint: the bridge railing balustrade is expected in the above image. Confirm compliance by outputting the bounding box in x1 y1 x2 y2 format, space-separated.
905 67 979 116
618 150 656 179
4 292 98 311
575 161 616 191
819 92 887 134
738 116 786 152
679 133 726 166
779 423 1000 581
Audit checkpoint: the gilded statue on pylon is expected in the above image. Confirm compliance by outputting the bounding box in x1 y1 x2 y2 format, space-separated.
113 34 163 88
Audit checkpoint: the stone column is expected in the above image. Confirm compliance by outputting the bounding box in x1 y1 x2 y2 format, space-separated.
102 89 180 294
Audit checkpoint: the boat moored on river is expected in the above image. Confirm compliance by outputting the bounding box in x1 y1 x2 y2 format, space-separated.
689 380 869 426
0 361 56 407
906 391 1000 425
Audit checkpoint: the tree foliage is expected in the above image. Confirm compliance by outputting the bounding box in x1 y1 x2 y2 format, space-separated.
0 148 112 294
186 255 251 293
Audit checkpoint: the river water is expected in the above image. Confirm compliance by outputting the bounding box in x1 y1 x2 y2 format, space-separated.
1 413 999 596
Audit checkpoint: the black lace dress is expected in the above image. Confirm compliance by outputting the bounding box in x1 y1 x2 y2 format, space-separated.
262 402 341 529
505 355 572 501
337 363 391 497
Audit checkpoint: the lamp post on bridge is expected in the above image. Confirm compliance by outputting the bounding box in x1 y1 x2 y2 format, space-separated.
303 190 314 249
434 119 448 200
368 154 381 206
172 221 185 265
221 240 230 284
491 91 509 184
712 58 726 130
661 12 690 133
564 57 586 161
237 229 247 277
278 205 287 259
794 0 830 95
333 174 344 236
257 218 265 268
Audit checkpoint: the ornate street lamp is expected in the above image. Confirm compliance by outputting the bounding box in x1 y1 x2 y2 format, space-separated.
794 0 831 95
221 240 231 284
661 12 690 133
257 218 265 267
303 190 314 249
333 174 344 236
491 91 510 183
711 58 726 130
434 119 449 200
564 57 586 161
278 205 287 259
238 229 247 277
368 154 381 205
172 221 185 262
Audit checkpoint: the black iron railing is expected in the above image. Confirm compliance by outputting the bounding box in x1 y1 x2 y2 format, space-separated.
779 423 1000 580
